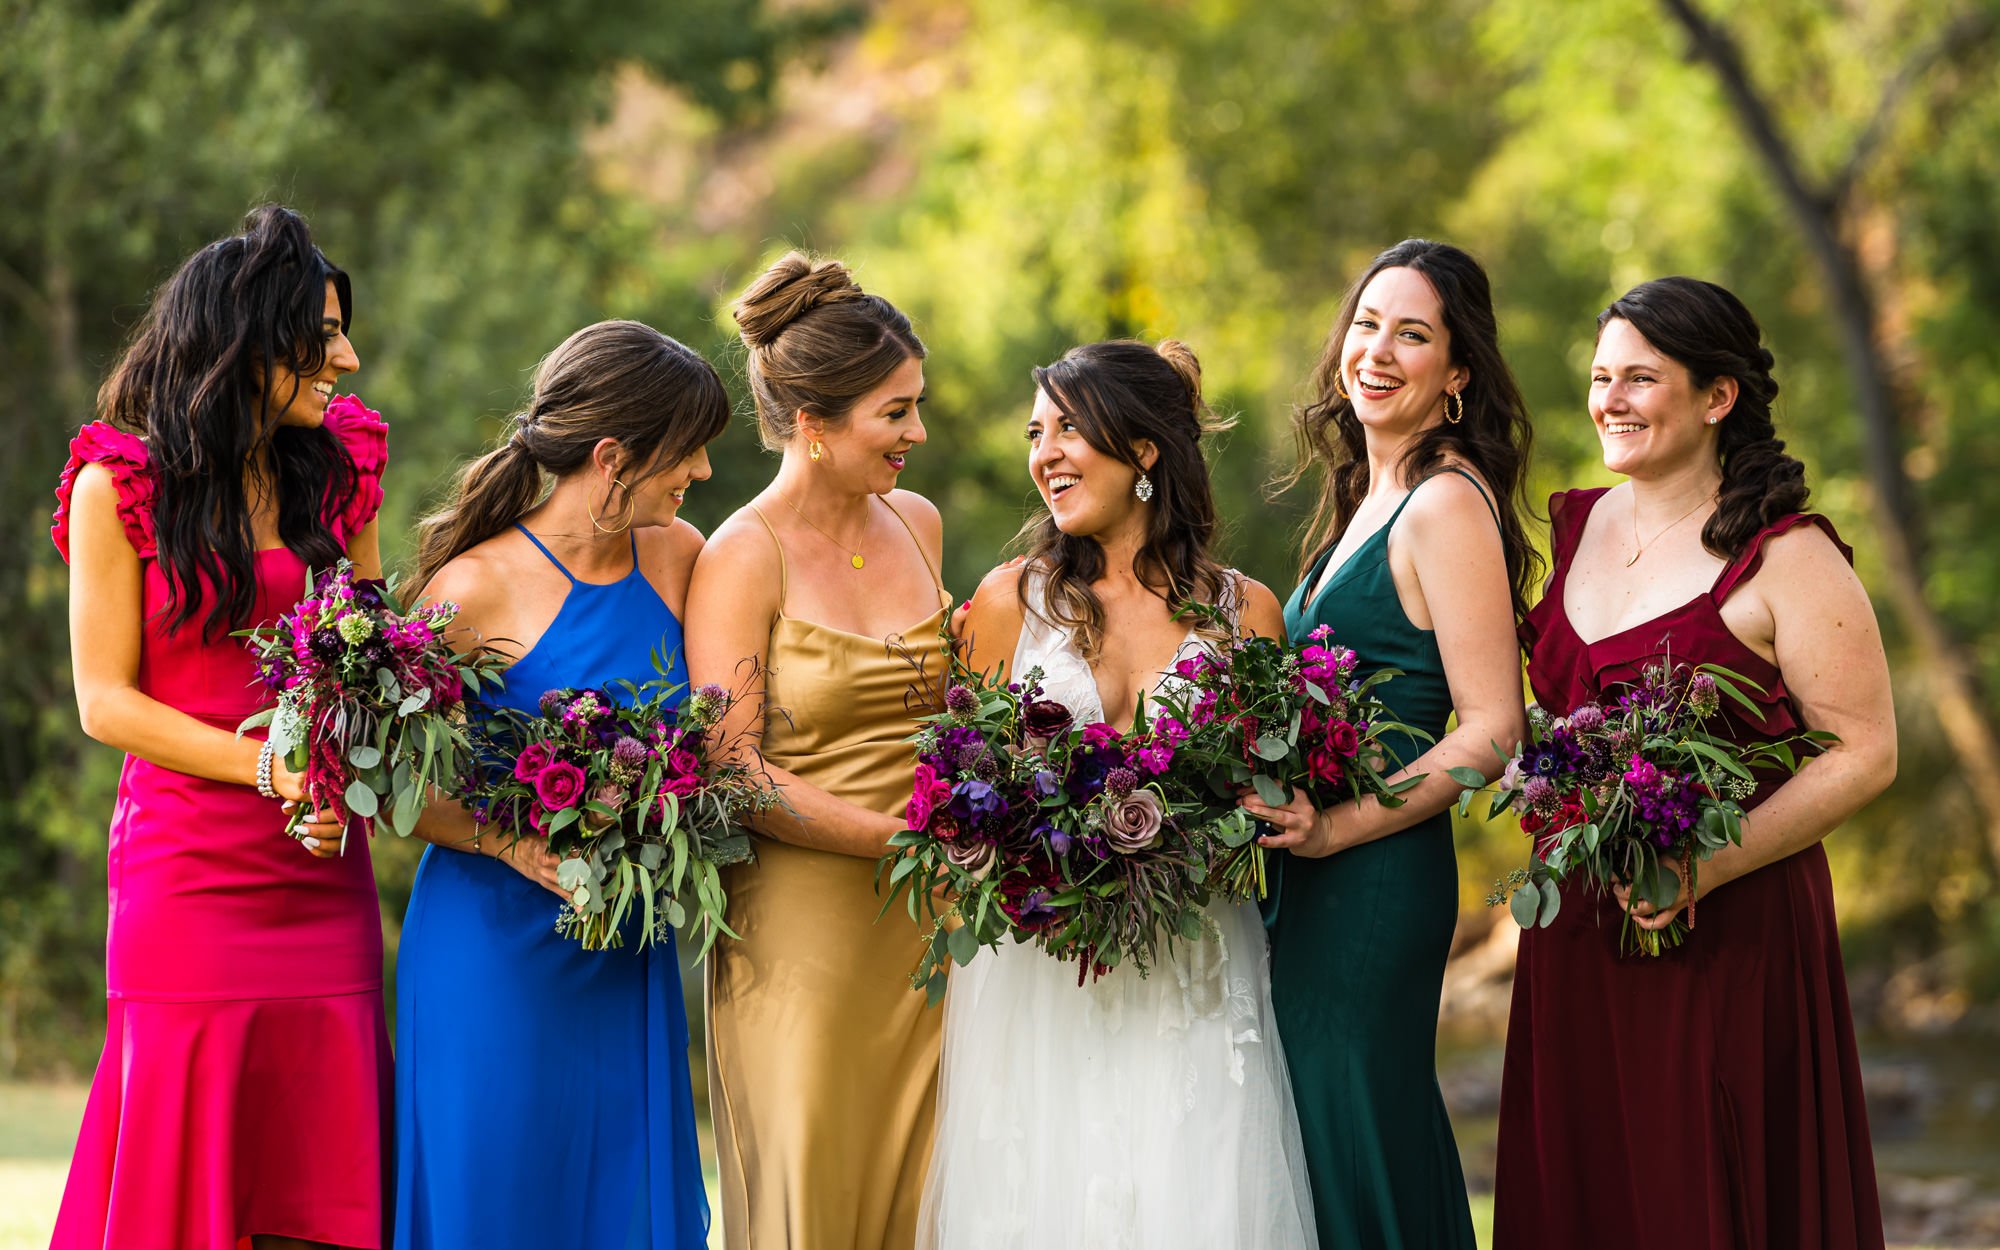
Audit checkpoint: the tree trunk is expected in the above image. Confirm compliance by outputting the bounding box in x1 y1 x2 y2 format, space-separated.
1660 0 2000 874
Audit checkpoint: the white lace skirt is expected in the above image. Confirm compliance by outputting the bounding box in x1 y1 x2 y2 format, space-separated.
918 899 1318 1249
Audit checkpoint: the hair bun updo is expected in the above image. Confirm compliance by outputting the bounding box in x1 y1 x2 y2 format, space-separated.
732 251 867 349
1154 339 1207 427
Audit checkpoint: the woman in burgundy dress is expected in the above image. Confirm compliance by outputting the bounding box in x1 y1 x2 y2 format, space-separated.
51 206 389 1250
1493 277 1893 1250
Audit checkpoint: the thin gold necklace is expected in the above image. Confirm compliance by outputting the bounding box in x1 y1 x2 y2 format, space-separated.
780 493 868 570
1626 494 1712 567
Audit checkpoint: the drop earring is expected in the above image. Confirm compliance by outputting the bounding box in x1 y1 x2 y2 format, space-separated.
1135 473 1155 503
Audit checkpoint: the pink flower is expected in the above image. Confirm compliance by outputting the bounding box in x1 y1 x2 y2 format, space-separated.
1104 789 1164 853
1152 717 1190 748
1131 743 1174 774
513 741 556 783
534 759 588 810
942 834 997 880
666 748 701 779
658 775 701 800
1326 720 1360 757
907 761 953 831
1081 722 1123 750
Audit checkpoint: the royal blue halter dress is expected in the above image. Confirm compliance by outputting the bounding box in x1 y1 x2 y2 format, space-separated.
393 526 707 1249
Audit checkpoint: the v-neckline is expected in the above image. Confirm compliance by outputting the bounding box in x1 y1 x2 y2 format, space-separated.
1081 626 1202 728
1553 489 1721 650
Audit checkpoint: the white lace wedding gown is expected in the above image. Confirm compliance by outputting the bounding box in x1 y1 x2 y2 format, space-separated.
918 570 1318 1249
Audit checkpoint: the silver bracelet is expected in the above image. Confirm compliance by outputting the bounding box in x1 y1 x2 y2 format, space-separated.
256 740 281 800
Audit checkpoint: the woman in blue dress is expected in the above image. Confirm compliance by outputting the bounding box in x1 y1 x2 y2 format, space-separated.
312 320 727 1248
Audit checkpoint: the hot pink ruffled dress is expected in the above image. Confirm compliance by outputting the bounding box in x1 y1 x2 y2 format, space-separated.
48 398 393 1250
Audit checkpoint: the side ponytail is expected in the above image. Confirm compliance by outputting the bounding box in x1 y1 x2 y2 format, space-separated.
412 319 730 589
1598 278 1809 560
414 436 545 587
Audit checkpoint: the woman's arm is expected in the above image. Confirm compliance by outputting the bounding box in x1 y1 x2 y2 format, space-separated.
685 516 909 859
1237 578 1286 641
961 564 1027 683
67 463 315 800
1246 472 1527 856
1625 524 1895 927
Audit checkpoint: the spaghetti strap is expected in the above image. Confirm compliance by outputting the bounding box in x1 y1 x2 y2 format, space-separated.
514 524 578 584
746 504 790 614
1434 466 1503 532
881 497 952 610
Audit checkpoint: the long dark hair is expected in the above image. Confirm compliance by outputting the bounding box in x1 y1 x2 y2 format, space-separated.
1285 238 1540 619
1598 277 1807 558
1018 339 1235 662
97 204 355 639
414 320 729 586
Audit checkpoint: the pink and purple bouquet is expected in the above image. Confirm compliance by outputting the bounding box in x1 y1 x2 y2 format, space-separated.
880 652 1257 1004
1463 661 1833 955
1151 620 1431 896
237 559 505 850
466 669 779 953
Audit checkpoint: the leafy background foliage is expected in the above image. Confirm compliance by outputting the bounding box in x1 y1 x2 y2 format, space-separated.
5 0 1999 1084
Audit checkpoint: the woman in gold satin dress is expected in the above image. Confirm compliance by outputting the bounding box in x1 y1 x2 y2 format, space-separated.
686 251 946 1250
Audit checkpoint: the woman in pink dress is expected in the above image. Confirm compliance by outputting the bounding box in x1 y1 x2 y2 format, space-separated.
49 205 391 1250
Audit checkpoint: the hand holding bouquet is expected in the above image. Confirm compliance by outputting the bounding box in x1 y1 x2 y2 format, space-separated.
880 659 1243 1004
467 669 780 954
1153 620 1430 888
238 559 505 851
1463 661 1834 955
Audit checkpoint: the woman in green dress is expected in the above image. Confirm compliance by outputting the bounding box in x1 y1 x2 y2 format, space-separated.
1238 238 1538 1249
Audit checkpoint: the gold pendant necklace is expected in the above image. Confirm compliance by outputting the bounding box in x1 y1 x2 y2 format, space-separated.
1626 494 1712 567
780 493 866 569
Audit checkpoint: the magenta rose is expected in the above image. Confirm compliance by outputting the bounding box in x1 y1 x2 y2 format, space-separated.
513 740 556 784
1326 720 1360 758
1081 722 1123 750
534 759 588 810
1103 788 1164 854
942 833 998 880
666 748 701 778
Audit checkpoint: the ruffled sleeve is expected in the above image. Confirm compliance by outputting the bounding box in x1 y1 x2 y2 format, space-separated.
323 395 389 545
51 422 157 563
1712 512 1854 604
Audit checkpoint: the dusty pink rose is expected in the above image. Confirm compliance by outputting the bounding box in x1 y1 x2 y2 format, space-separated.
534 759 588 810
1104 788 1164 854
942 833 998 880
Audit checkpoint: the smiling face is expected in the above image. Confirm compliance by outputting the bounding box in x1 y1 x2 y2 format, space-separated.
1337 265 1467 436
1589 317 1736 480
1025 384 1153 540
264 279 359 430
807 354 927 495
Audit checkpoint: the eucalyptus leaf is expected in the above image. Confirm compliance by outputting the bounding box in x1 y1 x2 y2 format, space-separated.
1251 773 1287 806
946 923 980 967
343 780 379 819
1538 878 1562 926
1510 881 1541 929
1446 766 1488 787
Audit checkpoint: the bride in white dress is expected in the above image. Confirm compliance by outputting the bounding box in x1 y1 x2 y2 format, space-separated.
922 340 1317 1249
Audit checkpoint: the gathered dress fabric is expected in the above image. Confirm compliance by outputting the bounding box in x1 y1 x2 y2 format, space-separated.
48 401 393 1250
919 568 1318 1250
1492 487 1883 1250
705 501 948 1250
392 525 708 1250
1266 469 1490 1250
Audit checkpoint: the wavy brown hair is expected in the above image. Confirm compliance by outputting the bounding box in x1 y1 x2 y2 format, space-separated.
414 320 728 586
1017 339 1236 662
1598 277 1807 559
1283 238 1540 619
733 250 924 447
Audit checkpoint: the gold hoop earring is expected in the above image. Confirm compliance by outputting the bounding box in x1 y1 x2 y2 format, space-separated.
589 478 635 534
1334 372 1351 401
1446 389 1465 425
809 440 824 463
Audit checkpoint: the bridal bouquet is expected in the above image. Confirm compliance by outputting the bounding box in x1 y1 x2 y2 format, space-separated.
1150 620 1430 897
1465 661 1833 955
237 559 505 851
466 667 779 954
880 661 1248 1003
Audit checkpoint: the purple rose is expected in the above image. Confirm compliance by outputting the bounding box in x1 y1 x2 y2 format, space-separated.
942 833 998 880
513 741 556 784
534 759 588 810
1104 788 1164 854
1023 699 1075 746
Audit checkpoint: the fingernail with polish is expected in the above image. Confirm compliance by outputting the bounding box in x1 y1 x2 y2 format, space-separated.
302 836 321 850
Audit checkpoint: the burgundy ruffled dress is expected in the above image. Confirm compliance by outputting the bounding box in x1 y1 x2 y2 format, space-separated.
1492 487 1884 1250
48 398 393 1250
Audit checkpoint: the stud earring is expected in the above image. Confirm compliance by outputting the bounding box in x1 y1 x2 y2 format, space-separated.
1706 417 1719 425
1135 473 1155 503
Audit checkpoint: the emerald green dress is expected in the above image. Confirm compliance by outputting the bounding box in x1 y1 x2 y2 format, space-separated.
1268 469 1483 1250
